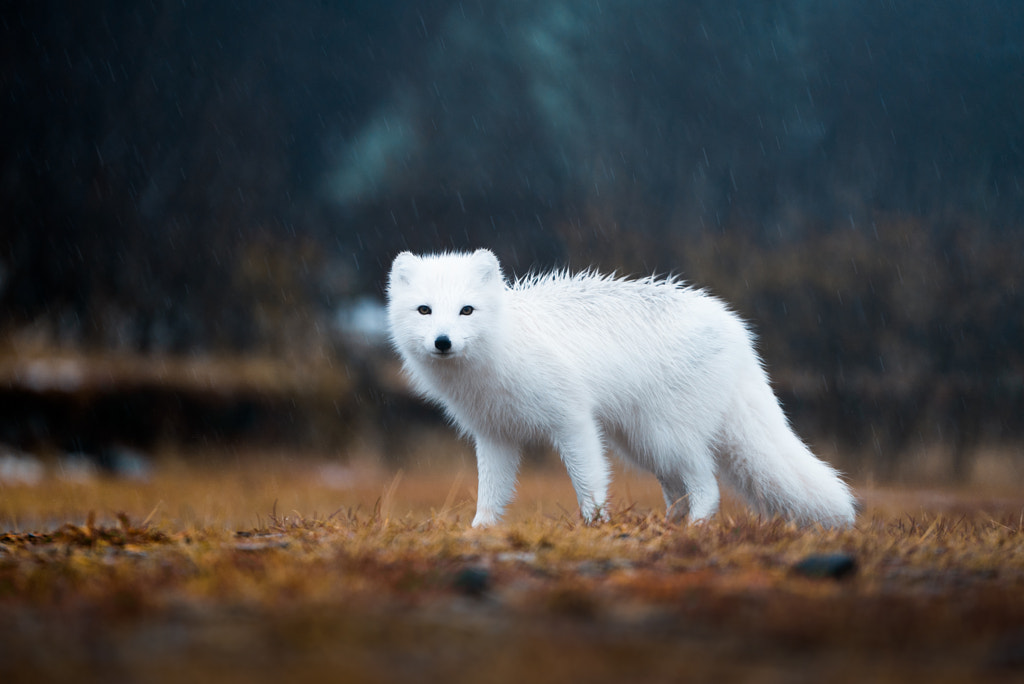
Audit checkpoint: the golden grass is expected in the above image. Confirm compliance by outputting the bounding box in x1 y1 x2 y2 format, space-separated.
1 457 1023 683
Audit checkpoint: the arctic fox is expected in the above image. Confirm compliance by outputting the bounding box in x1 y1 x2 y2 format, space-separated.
387 249 856 528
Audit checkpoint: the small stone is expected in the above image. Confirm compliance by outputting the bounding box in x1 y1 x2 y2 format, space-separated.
792 553 857 580
453 566 490 597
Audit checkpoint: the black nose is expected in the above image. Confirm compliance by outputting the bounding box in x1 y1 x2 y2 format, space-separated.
434 335 452 352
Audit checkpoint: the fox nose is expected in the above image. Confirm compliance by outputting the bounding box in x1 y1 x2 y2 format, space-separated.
434 335 452 352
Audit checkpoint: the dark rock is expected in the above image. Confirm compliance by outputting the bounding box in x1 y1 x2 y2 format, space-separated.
792 553 857 580
453 566 490 598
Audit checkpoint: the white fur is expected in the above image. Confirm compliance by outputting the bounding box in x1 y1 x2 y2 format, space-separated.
387 249 856 528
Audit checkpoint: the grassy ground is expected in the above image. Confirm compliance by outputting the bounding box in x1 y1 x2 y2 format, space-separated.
1 456 1023 683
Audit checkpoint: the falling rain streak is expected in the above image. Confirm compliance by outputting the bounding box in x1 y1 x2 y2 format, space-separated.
0 1 1021 480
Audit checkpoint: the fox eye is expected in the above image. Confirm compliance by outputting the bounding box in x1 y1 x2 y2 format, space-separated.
459 305 474 316
417 305 431 315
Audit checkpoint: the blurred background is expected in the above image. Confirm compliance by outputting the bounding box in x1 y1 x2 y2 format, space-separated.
1 1 1022 486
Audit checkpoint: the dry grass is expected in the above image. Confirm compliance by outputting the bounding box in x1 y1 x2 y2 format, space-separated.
1 456 1023 683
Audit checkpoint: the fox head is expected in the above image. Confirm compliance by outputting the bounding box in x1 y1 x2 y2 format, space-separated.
387 249 506 363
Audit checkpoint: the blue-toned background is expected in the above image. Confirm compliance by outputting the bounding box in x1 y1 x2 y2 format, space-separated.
2 1 1022 480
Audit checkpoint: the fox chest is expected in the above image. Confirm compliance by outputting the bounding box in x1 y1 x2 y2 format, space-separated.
440 373 572 442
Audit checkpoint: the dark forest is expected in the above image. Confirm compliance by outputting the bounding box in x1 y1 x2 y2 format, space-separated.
1 1 1022 480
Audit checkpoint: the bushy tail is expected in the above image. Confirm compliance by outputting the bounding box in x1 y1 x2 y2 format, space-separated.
717 377 857 528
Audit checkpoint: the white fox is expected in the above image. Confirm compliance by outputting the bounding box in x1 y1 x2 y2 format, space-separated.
386 249 856 528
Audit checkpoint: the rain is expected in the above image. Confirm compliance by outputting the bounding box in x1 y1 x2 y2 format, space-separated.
2 2 1024 681
2 1 1021 482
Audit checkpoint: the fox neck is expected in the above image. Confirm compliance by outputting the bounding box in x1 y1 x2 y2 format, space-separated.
416 334 510 396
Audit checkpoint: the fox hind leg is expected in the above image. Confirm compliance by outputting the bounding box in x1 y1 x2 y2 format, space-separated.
555 418 611 524
656 450 720 523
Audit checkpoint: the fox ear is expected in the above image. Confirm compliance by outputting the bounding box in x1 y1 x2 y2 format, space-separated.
470 249 502 284
389 251 417 288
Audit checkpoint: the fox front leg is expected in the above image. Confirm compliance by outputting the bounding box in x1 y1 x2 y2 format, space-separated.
471 436 521 527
